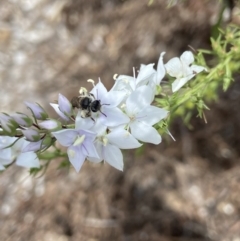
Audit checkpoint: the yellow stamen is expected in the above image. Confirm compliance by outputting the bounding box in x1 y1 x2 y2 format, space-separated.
79 87 88 95
120 103 126 109
113 74 118 80
103 136 108 146
87 79 95 87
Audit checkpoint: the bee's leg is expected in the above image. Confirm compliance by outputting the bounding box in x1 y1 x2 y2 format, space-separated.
100 110 107 117
91 117 96 122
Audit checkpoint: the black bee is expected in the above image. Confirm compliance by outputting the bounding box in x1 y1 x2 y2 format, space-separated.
71 92 107 119
79 96 93 117
90 99 102 113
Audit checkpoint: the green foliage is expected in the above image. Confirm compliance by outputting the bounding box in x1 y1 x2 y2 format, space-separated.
156 25 240 130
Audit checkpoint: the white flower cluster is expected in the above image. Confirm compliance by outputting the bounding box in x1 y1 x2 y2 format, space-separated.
0 50 206 172
51 51 206 172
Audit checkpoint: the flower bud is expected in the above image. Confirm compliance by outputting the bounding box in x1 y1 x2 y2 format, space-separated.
0 113 18 135
22 128 40 142
11 112 33 127
38 119 62 131
25 101 48 120
58 94 72 117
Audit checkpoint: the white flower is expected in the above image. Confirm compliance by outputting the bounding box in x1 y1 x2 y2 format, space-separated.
89 80 130 127
88 123 141 171
165 51 207 92
124 85 168 144
112 52 166 98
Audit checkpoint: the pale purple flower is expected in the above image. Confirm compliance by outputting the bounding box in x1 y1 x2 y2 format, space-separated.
12 139 40 168
52 128 99 172
165 51 207 92
50 94 72 121
88 123 141 171
0 137 40 169
124 85 168 144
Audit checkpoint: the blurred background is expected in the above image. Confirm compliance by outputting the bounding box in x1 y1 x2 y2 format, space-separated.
1 0 240 240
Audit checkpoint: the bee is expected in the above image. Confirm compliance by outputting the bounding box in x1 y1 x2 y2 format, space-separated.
71 88 107 119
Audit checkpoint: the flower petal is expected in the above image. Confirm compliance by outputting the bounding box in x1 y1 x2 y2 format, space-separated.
99 107 130 127
77 129 97 143
67 145 85 172
0 136 16 148
136 63 155 86
90 119 107 136
180 51 194 66
107 128 141 149
111 75 135 93
103 143 123 171
90 80 108 101
137 105 168 126
75 112 94 130
130 121 162 144
52 129 77 147
155 52 166 85
81 139 99 159
87 140 103 163
191 65 207 74
126 85 154 115
50 103 70 121
103 90 126 108
22 140 44 152
58 93 72 116
0 148 12 165
165 57 183 78
16 152 40 168
172 75 195 92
